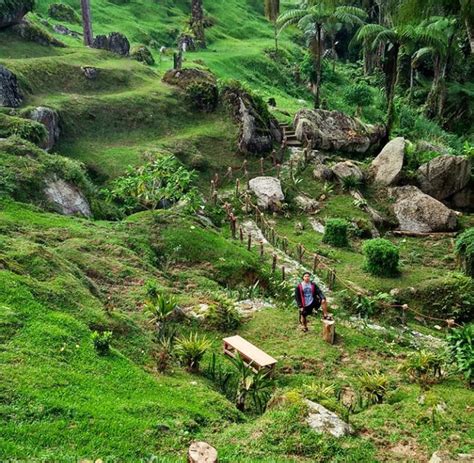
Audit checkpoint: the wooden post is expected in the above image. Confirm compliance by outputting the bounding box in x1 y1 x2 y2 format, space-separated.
246 169 250 189
272 254 277 273
80 0 93 46
227 166 233 180
401 303 408 325
212 191 218 206
271 228 275 245
260 157 264 175
328 270 336 290
245 194 250 213
271 150 276 166
188 441 218 463
281 265 285 281
322 317 335 345
210 179 215 195
247 234 252 251
239 227 244 243
235 178 240 198
259 241 264 259
313 254 319 273
276 163 281 179
289 159 294 181
282 237 288 253
229 213 237 239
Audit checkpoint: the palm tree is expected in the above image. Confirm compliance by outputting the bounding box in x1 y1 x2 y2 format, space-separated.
80 0 93 46
190 0 206 48
278 2 366 108
264 0 280 52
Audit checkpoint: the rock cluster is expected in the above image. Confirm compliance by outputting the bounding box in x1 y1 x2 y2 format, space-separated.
0 65 23 108
92 32 130 56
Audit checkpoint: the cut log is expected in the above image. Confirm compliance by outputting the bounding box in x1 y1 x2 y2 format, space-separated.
392 230 458 238
188 441 218 463
322 317 335 345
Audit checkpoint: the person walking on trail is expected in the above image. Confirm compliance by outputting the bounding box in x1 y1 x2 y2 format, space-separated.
295 272 328 332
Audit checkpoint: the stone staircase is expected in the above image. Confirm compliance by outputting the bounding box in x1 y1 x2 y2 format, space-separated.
280 123 302 148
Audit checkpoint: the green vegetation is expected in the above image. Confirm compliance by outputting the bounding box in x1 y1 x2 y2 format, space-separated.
363 238 400 277
322 218 349 248
456 228 474 277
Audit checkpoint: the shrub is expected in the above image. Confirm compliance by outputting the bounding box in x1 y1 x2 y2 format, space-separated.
447 324 474 385
323 218 349 248
455 228 474 277
400 350 445 385
130 45 155 65
206 298 242 331
105 154 200 213
344 83 373 116
145 293 177 336
341 175 362 191
185 81 219 112
48 3 81 23
0 114 47 146
363 238 399 277
155 337 174 373
92 331 113 355
341 291 395 318
359 371 389 405
175 332 211 372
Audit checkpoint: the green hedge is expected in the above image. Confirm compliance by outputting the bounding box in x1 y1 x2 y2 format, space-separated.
363 238 399 277
455 228 474 277
322 218 349 247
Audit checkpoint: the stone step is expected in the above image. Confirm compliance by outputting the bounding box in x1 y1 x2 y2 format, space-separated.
286 140 302 147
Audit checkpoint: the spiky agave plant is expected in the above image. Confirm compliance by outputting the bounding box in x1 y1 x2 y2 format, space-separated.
175 332 211 372
359 371 389 405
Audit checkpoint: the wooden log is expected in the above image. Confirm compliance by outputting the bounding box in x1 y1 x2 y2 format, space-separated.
247 234 252 251
281 265 285 281
322 317 335 345
272 253 277 273
392 230 458 238
188 441 218 463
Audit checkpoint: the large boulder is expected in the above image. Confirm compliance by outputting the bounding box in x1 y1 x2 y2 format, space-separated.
448 183 474 211
92 32 130 56
417 155 471 200
388 186 457 233
305 400 353 438
332 160 364 182
0 65 23 108
12 20 66 47
249 176 284 210
371 137 406 186
44 177 92 217
222 84 282 155
28 107 60 151
0 0 34 29
294 109 385 154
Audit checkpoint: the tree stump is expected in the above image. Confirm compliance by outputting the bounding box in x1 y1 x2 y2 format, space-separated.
322 316 335 344
188 441 218 463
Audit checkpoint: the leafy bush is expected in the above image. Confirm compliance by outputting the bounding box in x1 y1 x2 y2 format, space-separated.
175 332 211 372
145 293 177 334
105 154 200 213
359 371 389 405
130 45 155 65
206 297 242 331
0 114 47 146
185 81 219 112
363 238 399 277
48 3 81 23
92 331 113 355
400 350 445 385
344 83 373 115
323 218 349 248
447 324 474 385
455 228 474 277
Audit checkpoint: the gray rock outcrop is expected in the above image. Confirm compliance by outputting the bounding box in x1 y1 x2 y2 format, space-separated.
0 0 33 29
388 186 457 232
371 137 405 186
92 32 130 56
294 109 385 153
332 161 364 182
44 177 92 217
448 183 474 211
417 155 471 200
249 176 284 210
0 66 23 108
28 107 60 151
313 163 333 181
305 400 353 438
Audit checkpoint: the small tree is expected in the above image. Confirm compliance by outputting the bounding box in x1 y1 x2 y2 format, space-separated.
344 82 373 117
323 218 349 247
363 238 399 277
455 228 474 277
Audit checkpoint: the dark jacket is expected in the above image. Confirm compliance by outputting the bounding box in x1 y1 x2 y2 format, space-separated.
294 282 326 308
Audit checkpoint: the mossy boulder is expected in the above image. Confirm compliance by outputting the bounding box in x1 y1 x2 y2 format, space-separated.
162 67 216 89
12 20 66 47
47 3 81 23
0 0 34 29
0 136 93 216
0 113 47 146
0 65 23 108
130 45 155 65
92 32 130 56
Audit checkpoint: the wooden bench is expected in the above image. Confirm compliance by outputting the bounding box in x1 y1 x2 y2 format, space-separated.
223 335 277 373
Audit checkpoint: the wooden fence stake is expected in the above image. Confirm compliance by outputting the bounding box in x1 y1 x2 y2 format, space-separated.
281 265 286 281
260 157 264 175
276 163 281 179
322 317 335 344
247 234 252 251
313 254 319 273
235 178 240 198
259 241 264 259
272 254 277 273
229 213 237 239
239 227 244 243
227 166 233 180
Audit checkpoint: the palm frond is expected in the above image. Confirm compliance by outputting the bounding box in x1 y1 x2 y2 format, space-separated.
277 8 307 30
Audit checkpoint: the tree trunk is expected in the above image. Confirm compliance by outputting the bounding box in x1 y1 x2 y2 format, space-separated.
409 62 414 103
465 17 474 55
191 0 206 48
383 42 399 136
426 55 441 118
80 0 93 46
314 24 322 109
274 22 278 52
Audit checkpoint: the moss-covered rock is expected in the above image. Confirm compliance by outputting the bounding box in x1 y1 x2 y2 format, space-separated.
47 3 81 24
12 20 66 47
0 113 48 146
0 0 34 29
130 45 155 65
